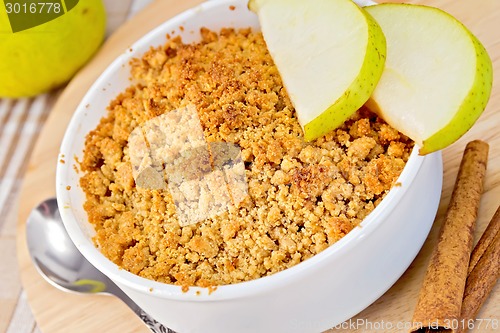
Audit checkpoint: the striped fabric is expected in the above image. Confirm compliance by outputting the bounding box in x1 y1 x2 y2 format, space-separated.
0 95 53 333
0 1 154 332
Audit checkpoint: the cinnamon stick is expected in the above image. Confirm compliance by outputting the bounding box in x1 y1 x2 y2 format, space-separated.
456 206 500 333
467 206 500 275
410 140 489 332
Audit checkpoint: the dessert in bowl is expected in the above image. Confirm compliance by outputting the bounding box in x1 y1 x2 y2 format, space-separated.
56 0 443 332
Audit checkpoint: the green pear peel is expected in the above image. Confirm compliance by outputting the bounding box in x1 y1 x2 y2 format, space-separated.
249 0 387 142
304 10 386 141
365 4 493 155
420 35 492 155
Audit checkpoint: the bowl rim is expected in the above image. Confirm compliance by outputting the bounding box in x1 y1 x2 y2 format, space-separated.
56 0 425 301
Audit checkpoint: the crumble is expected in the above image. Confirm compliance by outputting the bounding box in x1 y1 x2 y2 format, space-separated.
80 28 413 287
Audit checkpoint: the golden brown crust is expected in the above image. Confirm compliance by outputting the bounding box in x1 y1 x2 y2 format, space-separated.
80 28 413 287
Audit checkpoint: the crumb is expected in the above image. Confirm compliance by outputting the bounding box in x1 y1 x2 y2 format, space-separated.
179 25 184 32
229 5 236 10
182 285 189 293
60 159 65 164
73 156 81 173
208 286 217 295
66 185 71 190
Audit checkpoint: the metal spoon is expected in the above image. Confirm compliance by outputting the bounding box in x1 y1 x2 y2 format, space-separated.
26 198 175 333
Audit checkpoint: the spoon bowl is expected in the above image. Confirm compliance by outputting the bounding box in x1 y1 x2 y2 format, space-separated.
26 198 172 333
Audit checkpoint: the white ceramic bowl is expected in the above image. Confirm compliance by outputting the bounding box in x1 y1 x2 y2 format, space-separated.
56 0 443 332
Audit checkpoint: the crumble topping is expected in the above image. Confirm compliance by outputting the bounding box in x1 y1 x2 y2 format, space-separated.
80 28 413 287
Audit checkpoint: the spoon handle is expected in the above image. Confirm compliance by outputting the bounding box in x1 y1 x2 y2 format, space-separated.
108 284 176 332
137 309 177 333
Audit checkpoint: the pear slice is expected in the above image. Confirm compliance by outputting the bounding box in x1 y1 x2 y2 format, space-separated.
248 0 386 141
365 4 493 155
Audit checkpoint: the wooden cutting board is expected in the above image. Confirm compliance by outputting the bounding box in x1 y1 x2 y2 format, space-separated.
16 0 500 332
